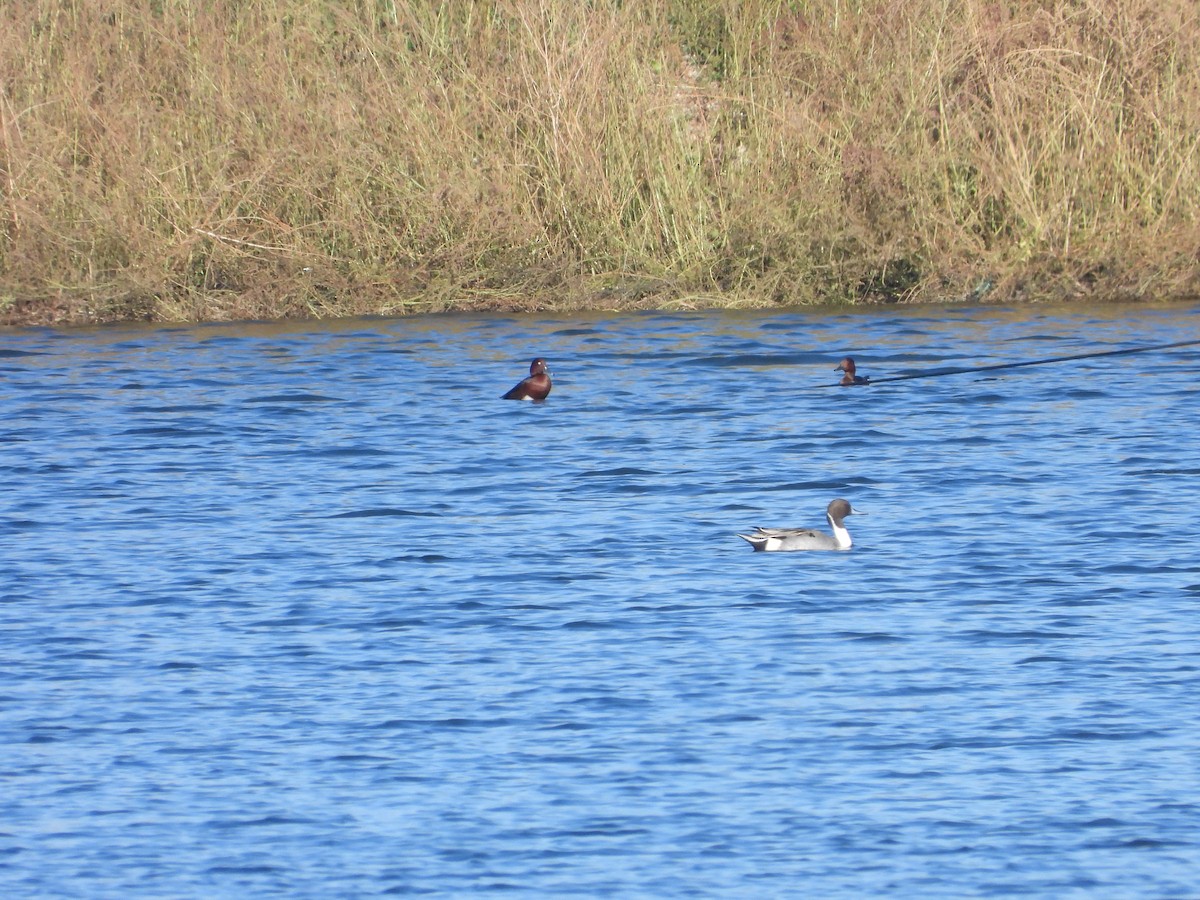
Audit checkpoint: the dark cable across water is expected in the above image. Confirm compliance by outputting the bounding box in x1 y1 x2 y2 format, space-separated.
834 338 1200 385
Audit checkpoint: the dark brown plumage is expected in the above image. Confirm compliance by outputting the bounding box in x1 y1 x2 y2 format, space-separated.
502 358 552 401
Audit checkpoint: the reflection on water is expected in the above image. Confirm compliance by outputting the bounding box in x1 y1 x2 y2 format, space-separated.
2 302 1199 897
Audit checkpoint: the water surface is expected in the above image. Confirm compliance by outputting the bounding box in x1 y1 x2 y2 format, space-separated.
3 302 1199 897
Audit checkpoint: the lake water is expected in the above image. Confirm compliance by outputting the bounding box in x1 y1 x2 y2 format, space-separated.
2 301 1199 897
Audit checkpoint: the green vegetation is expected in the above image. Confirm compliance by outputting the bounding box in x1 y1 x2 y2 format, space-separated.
2 0 1199 325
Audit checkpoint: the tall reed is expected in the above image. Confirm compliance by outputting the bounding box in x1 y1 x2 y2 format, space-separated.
2 0 1198 324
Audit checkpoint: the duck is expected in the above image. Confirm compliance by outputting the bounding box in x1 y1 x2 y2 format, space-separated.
502 358 552 401
737 499 864 552
835 356 870 385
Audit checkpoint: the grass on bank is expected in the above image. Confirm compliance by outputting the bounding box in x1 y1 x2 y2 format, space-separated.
1 0 1199 325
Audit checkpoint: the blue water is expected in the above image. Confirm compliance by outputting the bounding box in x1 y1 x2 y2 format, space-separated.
2 302 1199 897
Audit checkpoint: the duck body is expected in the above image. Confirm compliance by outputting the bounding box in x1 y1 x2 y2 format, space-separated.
737 499 863 552
502 358 552 401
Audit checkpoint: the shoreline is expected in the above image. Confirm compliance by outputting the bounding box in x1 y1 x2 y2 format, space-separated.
2 273 1195 332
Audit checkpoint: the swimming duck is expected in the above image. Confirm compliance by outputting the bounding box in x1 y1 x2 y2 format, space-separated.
737 499 864 552
835 357 870 385
502 358 552 401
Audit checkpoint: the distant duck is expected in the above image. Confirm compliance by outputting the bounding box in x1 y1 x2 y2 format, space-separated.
737 499 864 552
835 356 870 385
502 358 552 401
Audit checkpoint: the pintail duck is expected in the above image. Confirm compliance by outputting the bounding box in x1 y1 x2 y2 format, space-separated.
737 498 864 552
836 357 870 385
502 358 552 401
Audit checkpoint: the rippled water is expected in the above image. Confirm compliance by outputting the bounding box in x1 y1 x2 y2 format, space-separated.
3 302 1199 897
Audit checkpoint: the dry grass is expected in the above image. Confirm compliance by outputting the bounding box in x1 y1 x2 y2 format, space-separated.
2 0 1199 325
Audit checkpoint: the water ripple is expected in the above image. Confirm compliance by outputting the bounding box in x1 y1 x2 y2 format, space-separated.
2 303 1199 897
